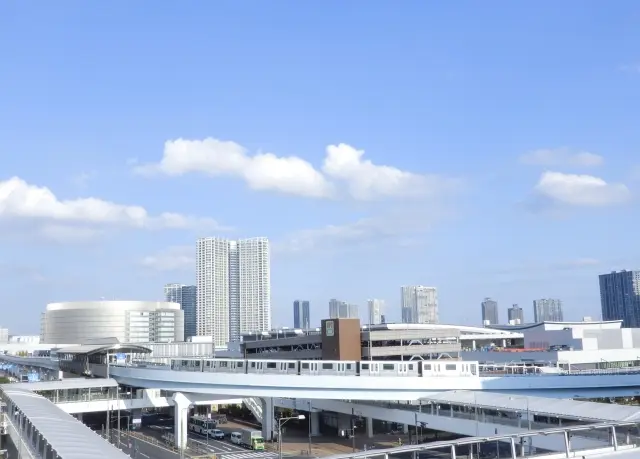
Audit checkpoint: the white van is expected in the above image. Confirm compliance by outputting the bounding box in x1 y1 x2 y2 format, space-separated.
230 432 242 445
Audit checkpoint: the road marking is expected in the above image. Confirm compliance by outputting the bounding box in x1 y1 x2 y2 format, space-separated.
216 452 278 459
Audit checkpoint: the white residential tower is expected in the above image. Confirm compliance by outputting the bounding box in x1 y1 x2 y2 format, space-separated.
196 237 271 347
367 299 384 325
401 285 438 324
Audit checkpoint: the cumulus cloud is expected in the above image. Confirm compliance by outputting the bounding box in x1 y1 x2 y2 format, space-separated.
322 143 461 200
533 171 631 207
134 138 334 199
275 205 448 255
520 148 603 167
0 177 226 239
139 245 194 271
133 138 460 201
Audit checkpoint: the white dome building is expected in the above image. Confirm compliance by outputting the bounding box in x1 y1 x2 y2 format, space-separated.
40 301 184 344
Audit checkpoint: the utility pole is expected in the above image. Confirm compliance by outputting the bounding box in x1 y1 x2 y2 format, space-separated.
351 407 357 452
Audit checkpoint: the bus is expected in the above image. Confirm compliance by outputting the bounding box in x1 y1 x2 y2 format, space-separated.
188 415 217 436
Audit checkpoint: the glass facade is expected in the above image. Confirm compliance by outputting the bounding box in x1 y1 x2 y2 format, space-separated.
599 270 640 328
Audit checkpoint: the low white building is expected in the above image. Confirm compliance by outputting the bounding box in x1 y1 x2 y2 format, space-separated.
40 301 184 344
464 320 640 369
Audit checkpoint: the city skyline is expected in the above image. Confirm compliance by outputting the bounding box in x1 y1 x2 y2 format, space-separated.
3 2 640 333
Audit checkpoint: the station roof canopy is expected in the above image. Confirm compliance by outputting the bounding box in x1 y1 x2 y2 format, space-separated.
1 387 130 459
56 343 152 356
10 378 119 391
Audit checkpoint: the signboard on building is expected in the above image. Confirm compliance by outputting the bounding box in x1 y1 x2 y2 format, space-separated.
325 320 334 336
116 353 127 365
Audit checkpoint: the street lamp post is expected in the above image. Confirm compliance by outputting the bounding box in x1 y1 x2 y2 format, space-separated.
308 401 312 455
278 414 306 459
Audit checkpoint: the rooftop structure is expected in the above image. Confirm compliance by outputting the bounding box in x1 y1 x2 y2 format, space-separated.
241 321 523 360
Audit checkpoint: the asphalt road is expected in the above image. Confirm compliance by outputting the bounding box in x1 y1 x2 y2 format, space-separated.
143 425 280 459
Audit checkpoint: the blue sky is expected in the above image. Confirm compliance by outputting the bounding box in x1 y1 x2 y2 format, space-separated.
1 1 640 333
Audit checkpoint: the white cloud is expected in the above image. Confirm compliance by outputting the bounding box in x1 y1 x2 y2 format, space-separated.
39 224 103 243
533 171 631 207
322 143 460 200
520 148 603 167
139 245 194 271
134 138 334 199
133 138 460 201
0 176 226 235
276 206 442 255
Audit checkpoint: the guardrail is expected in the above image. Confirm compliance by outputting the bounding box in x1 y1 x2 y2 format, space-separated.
357 400 640 445
3 413 38 459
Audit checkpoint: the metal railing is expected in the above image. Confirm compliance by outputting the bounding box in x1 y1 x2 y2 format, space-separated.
3 413 38 459
357 400 640 445
320 422 640 459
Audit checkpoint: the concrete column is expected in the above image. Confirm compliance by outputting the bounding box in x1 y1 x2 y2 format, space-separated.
403 424 409 434
131 408 143 430
58 370 63 380
75 412 83 422
366 417 373 438
260 398 274 441
310 411 320 436
172 392 191 450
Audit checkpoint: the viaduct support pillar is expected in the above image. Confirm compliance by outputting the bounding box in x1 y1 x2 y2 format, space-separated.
261 398 274 441
310 411 320 436
172 392 190 451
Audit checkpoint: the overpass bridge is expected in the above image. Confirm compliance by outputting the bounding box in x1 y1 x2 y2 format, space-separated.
4 355 640 454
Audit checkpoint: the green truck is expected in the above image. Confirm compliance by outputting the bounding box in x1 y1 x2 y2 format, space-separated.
240 428 265 450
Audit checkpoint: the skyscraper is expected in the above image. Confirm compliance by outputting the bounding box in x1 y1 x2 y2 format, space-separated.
508 304 524 324
367 299 384 325
164 283 197 339
329 299 358 319
401 286 438 324
533 299 563 322
599 270 640 328
481 298 499 325
293 300 311 328
237 237 271 339
197 237 270 346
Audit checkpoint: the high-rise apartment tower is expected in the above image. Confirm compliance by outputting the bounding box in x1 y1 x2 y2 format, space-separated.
329 299 359 319
293 300 311 328
401 286 438 324
164 283 197 339
481 298 499 325
599 270 640 328
196 237 270 347
508 304 524 324
533 299 563 322
367 299 384 325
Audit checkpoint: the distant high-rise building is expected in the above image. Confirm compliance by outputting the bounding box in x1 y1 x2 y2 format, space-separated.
164 283 197 339
197 237 270 347
293 300 311 328
329 299 358 319
367 299 384 325
508 304 524 324
533 299 563 322
481 298 499 325
599 270 640 328
380 314 386 324
401 286 438 324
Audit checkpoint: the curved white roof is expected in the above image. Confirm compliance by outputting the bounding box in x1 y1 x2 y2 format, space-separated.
382 323 522 336
47 300 180 311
